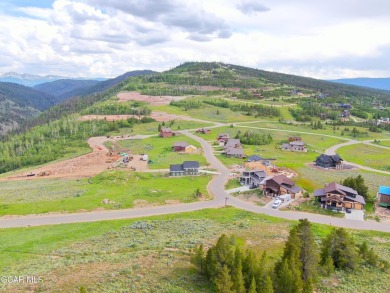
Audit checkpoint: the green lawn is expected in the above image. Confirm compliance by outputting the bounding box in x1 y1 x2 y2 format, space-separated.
0 171 212 216
0 208 389 292
337 143 390 171
117 135 208 169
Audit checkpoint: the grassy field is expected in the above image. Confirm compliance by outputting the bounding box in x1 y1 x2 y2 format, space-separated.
109 120 214 136
0 208 389 292
150 104 267 123
0 171 211 216
337 143 390 171
117 135 208 169
376 140 390 147
241 121 390 140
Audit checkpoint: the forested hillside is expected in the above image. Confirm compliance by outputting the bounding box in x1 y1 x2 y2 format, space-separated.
33 79 101 99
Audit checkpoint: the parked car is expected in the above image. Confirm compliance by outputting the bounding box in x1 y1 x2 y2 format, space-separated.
272 199 282 209
346 208 352 213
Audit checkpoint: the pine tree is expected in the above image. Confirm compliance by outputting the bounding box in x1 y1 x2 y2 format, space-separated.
260 275 274 293
243 250 257 289
320 228 360 271
192 243 204 273
232 259 245 293
296 219 319 282
248 277 257 293
215 265 234 293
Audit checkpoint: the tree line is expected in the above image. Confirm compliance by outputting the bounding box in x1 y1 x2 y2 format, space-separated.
192 219 388 293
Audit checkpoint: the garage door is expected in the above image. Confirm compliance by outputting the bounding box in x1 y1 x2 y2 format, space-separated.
354 203 363 210
345 202 352 209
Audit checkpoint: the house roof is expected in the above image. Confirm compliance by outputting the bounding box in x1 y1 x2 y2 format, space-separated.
225 139 241 147
324 182 358 196
379 186 390 196
173 142 189 148
316 154 343 163
169 164 183 172
185 145 197 149
313 188 326 197
225 147 244 155
271 174 294 186
247 155 263 162
281 143 291 149
183 161 200 169
161 127 173 132
283 184 303 194
290 141 305 146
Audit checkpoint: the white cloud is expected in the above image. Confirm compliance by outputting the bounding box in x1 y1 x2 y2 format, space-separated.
0 0 389 79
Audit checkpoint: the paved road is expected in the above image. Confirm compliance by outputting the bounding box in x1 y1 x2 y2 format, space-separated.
1 126 390 232
325 139 390 175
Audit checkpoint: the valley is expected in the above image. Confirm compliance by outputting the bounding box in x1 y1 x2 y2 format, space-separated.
0 62 390 292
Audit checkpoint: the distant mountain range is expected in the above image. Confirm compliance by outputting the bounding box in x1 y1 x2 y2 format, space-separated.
0 72 106 87
0 70 155 135
33 70 155 100
329 78 390 91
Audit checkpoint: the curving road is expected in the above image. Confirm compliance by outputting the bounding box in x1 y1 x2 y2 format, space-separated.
1 129 390 232
325 138 390 175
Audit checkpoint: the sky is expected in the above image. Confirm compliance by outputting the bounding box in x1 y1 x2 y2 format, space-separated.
1 0 390 79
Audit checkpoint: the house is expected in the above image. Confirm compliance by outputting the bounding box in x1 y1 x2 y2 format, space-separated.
217 134 230 143
338 103 351 109
240 170 267 188
184 145 197 154
196 128 211 134
225 138 241 149
245 155 276 169
172 142 189 152
223 138 245 158
225 147 245 158
378 186 390 208
289 136 302 142
169 161 200 176
315 154 343 169
160 128 177 138
264 174 303 198
314 182 366 211
281 141 307 152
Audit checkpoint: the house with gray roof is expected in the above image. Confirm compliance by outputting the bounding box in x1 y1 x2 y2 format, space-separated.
169 161 200 176
240 170 267 188
314 182 365 211
281 141 307 152
315 154 343 169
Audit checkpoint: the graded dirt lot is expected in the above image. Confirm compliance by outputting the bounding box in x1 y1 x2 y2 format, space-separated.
117 91 187 105
79 111 198 123
3 136 148 181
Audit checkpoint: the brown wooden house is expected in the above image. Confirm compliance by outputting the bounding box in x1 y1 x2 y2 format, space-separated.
172 142 189 152
314 182 365 211
264 174 303 198
160 128 177 138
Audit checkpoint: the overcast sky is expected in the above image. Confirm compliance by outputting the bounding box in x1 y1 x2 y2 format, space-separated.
1 0 390 79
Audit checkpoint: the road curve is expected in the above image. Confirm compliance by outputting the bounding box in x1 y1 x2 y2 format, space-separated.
325 139 390 175
1 130 390 232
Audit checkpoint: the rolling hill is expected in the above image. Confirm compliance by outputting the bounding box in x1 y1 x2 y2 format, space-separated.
0 82 57 134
